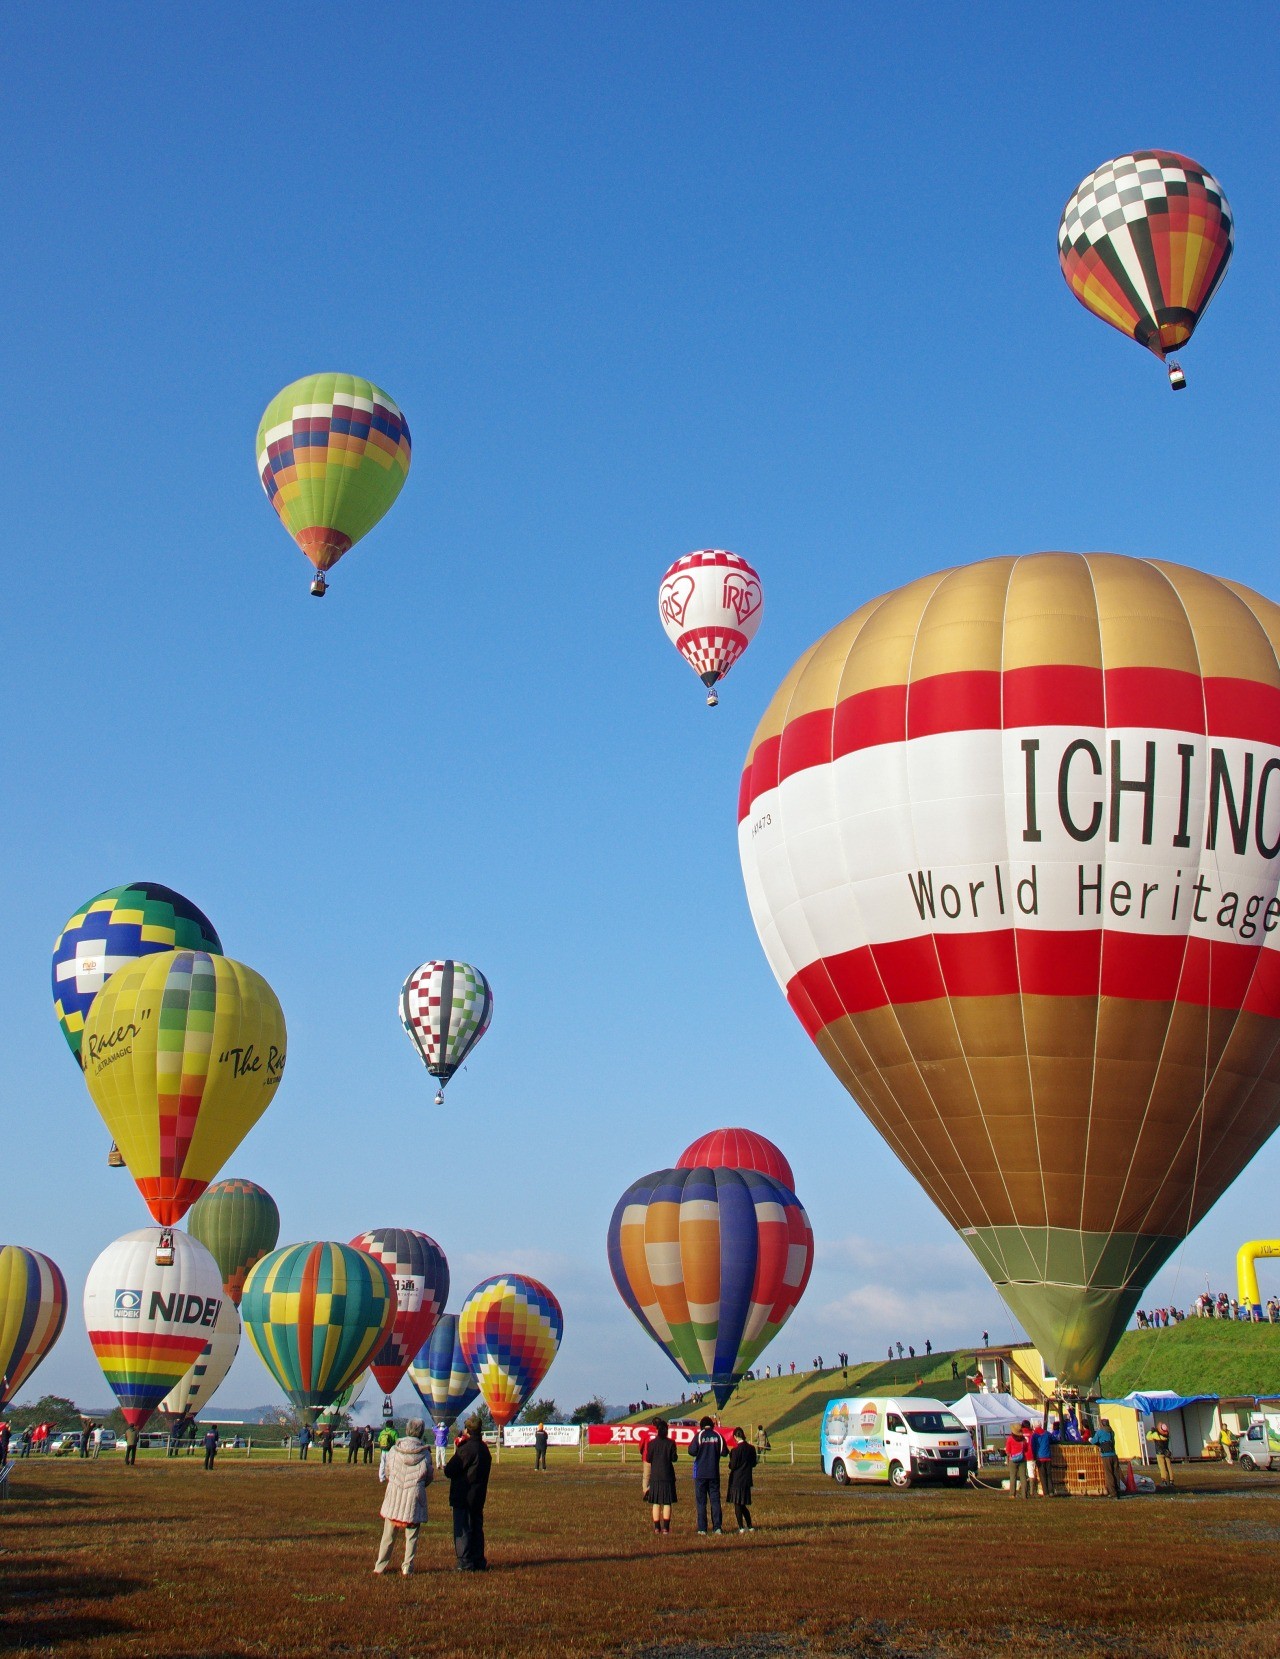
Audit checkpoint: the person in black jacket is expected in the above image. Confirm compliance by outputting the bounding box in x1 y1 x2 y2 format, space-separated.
727 1426 757 1531
444 1415 492 1570
643 1418 678 1534
690 1417 724 1535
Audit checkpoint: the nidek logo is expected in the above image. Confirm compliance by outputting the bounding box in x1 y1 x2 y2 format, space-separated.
114 1288 141 1319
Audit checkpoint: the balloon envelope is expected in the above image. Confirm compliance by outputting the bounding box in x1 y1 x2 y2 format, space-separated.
349 1228 449 1396
1059 151 1233 367
408 1313 479 1432
82 951 287 1224
187 1178 281 1304
608 1166 814 1407
256 372 411 577
399 961 493 1087
316 1367 368 1425
659 550 763 694
84 1228 225 1429
51 882 222 1067
241 1242 396 1422
739 551 1280 1386
0 1246 68 1409
459 1275 562 1428
159 1294 241 1420
676 1128 795 1191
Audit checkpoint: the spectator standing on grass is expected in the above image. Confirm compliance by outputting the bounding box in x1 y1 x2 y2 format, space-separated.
347 1425 361 1465
727 1427 757 1532
19 1426 32 1458
691 1416 724 1535
444 1414 491 1571
0 1422 9 1464
123 1425 138 1466
1005 1422 1032 1498
433 1420 448 1470
754 1424 770 1459
203 1424 219 1471
319 1423 334 1465
374 1415 433 1576
298 1423 312 1461
80 1420 92 1458
534 1422 548 1472
363 1425 374 1465
643 1417 678 1535
1147 1421 1174 1488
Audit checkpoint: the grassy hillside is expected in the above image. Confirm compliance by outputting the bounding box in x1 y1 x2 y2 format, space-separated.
616 1323 1280 1447
1099 1319 1280 1400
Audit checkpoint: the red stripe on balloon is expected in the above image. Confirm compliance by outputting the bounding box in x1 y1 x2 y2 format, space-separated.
299 1245 320 1396
740 668 1280 821
786 931 1280 1034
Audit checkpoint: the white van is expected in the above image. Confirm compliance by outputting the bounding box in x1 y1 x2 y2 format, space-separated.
1238 1419 1280 1471
821 1396 975 1489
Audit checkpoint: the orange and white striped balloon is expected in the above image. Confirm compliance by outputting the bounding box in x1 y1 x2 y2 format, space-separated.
739 552 1280 1385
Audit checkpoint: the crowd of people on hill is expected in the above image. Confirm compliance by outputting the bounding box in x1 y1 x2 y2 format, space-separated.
1187 1291 1280 1322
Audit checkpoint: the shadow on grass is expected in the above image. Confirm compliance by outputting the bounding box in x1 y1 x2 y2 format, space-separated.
0 1559 144 1651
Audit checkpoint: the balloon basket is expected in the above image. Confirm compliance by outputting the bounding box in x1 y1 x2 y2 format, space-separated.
155 1229 175 1268
706 689 719 707
433 1090 445 1106
310 575 328 597
382 1397 394 1421
106 1142 125 1168
1168 361 1186 391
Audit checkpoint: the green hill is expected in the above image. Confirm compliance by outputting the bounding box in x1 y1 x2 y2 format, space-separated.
616 1323 1280 1448
1098 1320 1280 1400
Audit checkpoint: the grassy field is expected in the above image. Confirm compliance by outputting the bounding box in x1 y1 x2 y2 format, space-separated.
4 1453 1280 1658
617 1322 1280 1450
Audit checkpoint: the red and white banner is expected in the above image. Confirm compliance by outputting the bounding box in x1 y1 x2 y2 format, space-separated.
586 1423 729 1448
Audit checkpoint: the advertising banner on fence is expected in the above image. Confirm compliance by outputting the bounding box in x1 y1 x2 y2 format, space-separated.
586 1423 713 1447
502 1424 581 1448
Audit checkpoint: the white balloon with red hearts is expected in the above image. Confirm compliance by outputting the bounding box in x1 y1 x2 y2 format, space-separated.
658 549 763 703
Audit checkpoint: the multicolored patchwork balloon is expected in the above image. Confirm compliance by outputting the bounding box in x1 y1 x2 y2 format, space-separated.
659 549 763 706
399 961 493 1103
608 1166 814 1407
158 1294 241 1421
0 1246 68 1409
82 951 286 1225
408 1313 479 1432
349 1228 450 1399
256 372 412 594
51 882 222 1067
187 1178 281 1305
738 551 1280 1387
83 1228 225 1429
676 1128 795 1191
240 1242 396 1423
1059 151 1233 389
459 1275 563 1428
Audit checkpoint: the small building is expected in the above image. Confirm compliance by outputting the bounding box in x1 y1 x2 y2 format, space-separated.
973 1345 1056 1408
1097 1391 1218 1463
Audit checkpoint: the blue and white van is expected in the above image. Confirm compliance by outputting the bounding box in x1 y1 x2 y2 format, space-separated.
821 1396 974 1488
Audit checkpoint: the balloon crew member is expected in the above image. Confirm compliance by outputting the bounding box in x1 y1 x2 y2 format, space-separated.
691 1417 724 1535
1147 1421 1174 1488
643 1418 678 1535
1031 1419 1055 1496
297 1424 312 1461
122 1425 137 1466
347 1426 361 1465
1092 1418 1121 1498
374 1417 433 1577
727 1427 757 1531
203 1423 219 1471
534 1423 548 1472
1005 1422 1032 1498
319 1423 334 1464
444 1414 492 1571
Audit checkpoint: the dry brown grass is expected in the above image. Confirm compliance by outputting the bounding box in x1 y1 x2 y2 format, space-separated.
2 1453 1279 1658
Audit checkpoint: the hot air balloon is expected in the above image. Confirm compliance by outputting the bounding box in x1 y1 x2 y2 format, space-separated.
158 1295 241 1423
459 1275 563 1428
256 372 412 596
408 1313 480 1433
0 1246 68 1409
82 951 286 1227
607 1167 814 1407
399 961 493 1106
1058 151 1233 390
187 1179 281 1304
349 1229 449 1413
738 551 1280 1389
84 1228 225 1429
659 550 763 707
676 1128 795 1191
316 1368 368 1426
240 1242 396 1423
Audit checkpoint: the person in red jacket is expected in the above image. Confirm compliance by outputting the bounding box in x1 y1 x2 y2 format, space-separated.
1005 1421 1033 1498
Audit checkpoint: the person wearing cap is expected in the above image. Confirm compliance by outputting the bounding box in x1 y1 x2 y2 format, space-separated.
374 1416 433 1576
1004 1421 1032 1498
1031 1418 1056 1497
444 1414 492 1571
1147 1420 1174 1487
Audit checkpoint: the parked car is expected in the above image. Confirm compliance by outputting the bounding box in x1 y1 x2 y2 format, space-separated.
50 1432 84 1455
1238 1421 1280 1471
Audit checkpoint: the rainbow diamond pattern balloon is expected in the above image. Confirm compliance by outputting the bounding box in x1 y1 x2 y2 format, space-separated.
459 1275 563 1428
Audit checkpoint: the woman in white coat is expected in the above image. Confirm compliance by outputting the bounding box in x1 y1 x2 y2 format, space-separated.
374 1417 434 1575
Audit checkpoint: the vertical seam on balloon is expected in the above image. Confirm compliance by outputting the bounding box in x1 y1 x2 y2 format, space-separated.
1100 557 1220 1280
902 561 1031 1276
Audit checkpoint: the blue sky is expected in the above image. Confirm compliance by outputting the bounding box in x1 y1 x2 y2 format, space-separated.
3 3 1278 1415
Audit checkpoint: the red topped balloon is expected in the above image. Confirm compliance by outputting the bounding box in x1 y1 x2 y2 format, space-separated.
677 1128 794 1191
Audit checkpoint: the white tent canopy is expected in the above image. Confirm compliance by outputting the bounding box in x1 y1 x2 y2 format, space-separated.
949 1392 1034 1433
